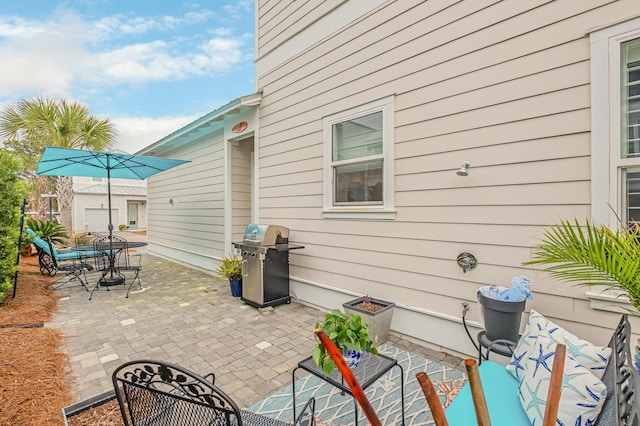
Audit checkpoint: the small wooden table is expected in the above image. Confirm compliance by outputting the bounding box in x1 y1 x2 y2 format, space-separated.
291 352 405 425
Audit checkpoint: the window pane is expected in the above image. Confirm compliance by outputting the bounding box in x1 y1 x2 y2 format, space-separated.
622 39 640 159
334 160 383 204
332 111 382 161
627 168 640 225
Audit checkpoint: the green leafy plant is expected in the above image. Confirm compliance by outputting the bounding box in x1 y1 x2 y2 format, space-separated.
524 218 640 315
215 254 242 280
0 151 27 302
312 309 378 375
26 217 68 245
119 224 127 231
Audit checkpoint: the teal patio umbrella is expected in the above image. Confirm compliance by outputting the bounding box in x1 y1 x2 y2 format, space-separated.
37 146 190 281
37 146 190 236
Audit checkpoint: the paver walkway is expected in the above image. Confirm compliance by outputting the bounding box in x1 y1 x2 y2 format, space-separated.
47 244 463 409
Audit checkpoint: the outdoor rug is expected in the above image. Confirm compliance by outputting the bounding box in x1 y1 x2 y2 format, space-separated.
247 344 467 425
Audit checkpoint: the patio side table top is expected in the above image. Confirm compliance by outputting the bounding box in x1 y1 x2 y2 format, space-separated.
295 352 398 392
292 352 405 425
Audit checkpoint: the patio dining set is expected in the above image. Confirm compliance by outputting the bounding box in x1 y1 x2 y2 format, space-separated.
28 229 145 300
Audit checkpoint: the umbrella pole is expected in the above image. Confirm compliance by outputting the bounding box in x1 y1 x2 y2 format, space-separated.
107 159 115 279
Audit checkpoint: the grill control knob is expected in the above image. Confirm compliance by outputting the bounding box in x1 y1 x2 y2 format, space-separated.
251 252 257 257
242 250 248 256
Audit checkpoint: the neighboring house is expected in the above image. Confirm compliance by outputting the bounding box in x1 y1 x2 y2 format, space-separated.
72 176 147 233
141 0 640 357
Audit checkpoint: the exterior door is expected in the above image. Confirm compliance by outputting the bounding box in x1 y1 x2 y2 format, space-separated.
127 203 138 229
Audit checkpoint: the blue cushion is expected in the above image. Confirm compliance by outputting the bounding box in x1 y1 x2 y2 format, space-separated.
31 235 53 256
27 229 101 261
445 361 530 426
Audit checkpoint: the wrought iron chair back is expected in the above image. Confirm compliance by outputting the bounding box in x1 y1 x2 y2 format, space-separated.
113 359 316 426
113 359 240 426
98 234 142 297
74 231 105 269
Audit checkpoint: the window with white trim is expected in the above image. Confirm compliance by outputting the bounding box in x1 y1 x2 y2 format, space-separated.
589 16 640 312
322 96 395 219
590 16 640 225
621 39 640 224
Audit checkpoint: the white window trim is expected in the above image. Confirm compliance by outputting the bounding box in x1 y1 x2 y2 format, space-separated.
589 15 640 312
322 96 396 220
590 14 640 225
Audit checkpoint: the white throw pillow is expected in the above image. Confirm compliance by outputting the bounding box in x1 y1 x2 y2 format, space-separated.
518 333 607 426
506 310 611 381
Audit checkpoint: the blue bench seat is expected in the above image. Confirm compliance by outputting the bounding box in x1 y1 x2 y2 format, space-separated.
446 360 529 425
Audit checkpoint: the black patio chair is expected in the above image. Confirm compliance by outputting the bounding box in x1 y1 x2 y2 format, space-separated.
90 234 142 299
112 359 316 426
41 237 93 291
74 231 105 269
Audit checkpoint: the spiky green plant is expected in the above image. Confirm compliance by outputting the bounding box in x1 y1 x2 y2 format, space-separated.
524 218 640 315
215 254 242 280
26 217 68 245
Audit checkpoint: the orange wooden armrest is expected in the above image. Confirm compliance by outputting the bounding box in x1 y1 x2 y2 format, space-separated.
313 328 382 426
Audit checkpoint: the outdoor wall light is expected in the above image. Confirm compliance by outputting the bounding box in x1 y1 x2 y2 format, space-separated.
456 161 471 176
169 198 174 205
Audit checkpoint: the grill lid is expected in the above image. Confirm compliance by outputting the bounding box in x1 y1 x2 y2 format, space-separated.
242 224 289 246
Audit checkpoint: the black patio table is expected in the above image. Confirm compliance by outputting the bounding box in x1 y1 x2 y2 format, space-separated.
72 241 147 286
292 352 405 425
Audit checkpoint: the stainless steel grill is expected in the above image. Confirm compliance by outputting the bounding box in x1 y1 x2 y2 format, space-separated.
233 224 304 308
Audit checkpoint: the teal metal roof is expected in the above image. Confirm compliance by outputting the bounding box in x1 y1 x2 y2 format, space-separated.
136 92 261 156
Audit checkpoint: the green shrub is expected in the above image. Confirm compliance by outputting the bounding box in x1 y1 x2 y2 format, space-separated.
0 151 27 302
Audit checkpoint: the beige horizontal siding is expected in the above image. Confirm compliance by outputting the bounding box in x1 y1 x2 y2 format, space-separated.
231 140 252 244
147 130 225 256
257 0 347 57
255 0 639 347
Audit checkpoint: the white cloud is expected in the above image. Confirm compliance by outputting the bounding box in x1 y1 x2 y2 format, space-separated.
86 34 245 85
0 17 87 98
110 115 198 154
0 8 250 96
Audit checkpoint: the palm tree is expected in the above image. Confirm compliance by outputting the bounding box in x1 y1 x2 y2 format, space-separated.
525 218 640 315
0 97 116 238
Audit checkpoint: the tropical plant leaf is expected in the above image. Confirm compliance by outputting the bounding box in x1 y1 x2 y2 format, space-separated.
525 218 640 314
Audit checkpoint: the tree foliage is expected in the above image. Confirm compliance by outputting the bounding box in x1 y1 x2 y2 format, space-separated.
0 151 27 302
0 97 117 235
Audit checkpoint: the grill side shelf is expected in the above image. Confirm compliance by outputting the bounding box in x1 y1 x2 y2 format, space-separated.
273 244 305 252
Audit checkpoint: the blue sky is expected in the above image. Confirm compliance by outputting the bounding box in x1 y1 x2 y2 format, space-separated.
0 0 255 153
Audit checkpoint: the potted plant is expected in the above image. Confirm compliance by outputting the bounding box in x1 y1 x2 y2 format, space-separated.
343 295 395 344
215 253 242 297
312 309 378 375
524 218 640 315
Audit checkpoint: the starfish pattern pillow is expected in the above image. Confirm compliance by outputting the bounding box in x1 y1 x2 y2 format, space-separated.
518 333 607 425
506 310 611 381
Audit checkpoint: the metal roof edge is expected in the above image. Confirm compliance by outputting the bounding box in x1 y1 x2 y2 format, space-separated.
136 92 261 155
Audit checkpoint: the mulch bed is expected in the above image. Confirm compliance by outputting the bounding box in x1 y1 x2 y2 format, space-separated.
0 255 71 426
